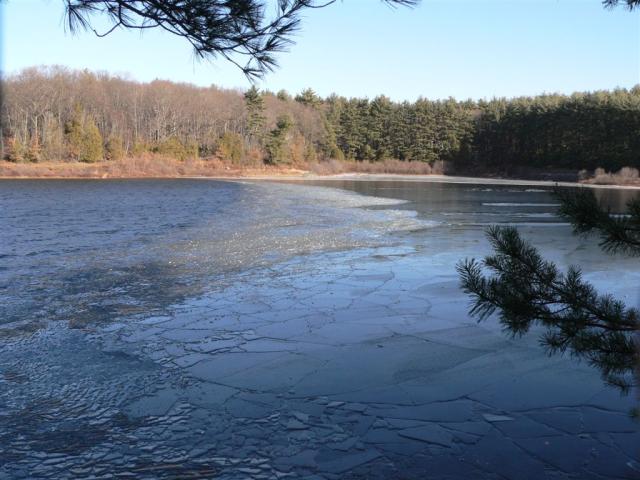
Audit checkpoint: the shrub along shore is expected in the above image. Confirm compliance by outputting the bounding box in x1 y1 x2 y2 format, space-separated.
2 158 639 188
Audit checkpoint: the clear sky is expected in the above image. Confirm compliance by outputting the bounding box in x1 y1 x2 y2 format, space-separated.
2 0 639 101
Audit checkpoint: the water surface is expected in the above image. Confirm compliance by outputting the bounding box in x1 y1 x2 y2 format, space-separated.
1 179 637 479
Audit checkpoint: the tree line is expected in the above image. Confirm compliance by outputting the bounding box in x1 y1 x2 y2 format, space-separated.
2 66 639 174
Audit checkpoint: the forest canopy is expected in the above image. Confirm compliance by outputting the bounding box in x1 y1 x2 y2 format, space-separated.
1 66 639 175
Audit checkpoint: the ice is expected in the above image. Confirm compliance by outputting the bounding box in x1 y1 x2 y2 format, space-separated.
1 179 638 479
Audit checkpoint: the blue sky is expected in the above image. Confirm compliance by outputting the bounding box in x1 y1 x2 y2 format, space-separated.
2 0 639 101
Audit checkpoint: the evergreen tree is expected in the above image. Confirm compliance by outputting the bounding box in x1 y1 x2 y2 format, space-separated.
410 98 438 163
367 95 393 160
63 104 105 163
295 88 321 108
276 90 291 102
388 102 413 161
185 138 199 160
154 137 191 161
337 99 368 160
105 135 125 161
319 118 343 160
244 86 266 145
5 136 25 163
25 135 41 163
304 142 318 163
322 95 346 159
65 105 85 161
80 118 104 163
265 115 294 165
216 132 245 164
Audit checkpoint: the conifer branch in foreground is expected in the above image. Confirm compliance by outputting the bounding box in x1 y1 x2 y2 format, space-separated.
457 192 640 395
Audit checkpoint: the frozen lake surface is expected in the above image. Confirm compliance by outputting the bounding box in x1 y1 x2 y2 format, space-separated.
0 179 638 479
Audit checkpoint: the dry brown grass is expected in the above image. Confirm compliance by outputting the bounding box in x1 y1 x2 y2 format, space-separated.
0 154 307 179
586 166 640 185
0 155 450 179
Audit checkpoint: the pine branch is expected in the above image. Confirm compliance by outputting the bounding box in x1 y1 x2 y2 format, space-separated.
602 0 640 9
64 0 419 79
457 226 639 392
556 188 640 256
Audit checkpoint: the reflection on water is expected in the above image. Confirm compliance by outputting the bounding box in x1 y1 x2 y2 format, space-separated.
592 187 640 212
299 179 640 218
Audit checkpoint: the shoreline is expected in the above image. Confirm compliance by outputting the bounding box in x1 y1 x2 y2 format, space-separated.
4 171 640 190
253 173 640 190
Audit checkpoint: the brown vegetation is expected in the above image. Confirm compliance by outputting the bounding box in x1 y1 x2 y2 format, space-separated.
584 167 640 185
0 66 326 166
0 156 450 179
0 155 306 179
